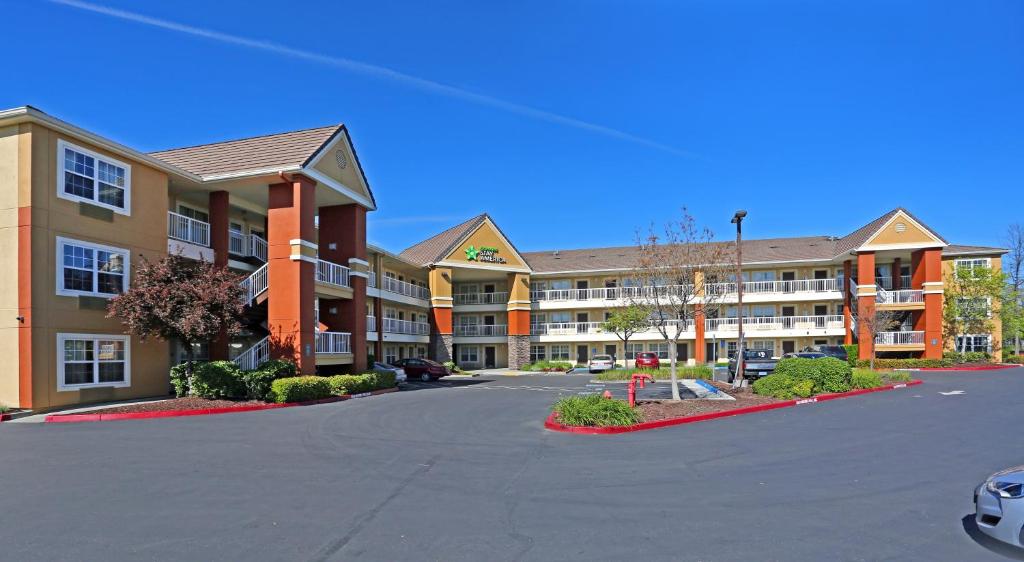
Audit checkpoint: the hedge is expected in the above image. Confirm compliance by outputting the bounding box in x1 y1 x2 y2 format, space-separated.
240 359 298 401
842 344 858 367
190 361 246 399
520 360 574 372
773 357 852 393
592 365 713 381
269 376 332 403
943 351 992 364
851 369 884 389
752 374 814 399
170 361 195 398
327 372 396 395
552 395 641 427
1006 354 1024 364
854 358 952 369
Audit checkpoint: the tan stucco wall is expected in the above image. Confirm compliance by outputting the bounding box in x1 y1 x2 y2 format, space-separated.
0 125 21 407
444 221 526 268
312 135 372 202
867 214 939 246
21 123 172 410
942 255 1003 361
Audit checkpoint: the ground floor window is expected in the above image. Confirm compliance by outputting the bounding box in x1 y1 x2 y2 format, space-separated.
955 335 991 353
649 342 669 359
750 340 774 356
726 341 738 357
384 346 397 365
530 345 546 362
550 344 570 360
625 343 644 359
58 333 130 390
459 345 479 364
417 347 427 358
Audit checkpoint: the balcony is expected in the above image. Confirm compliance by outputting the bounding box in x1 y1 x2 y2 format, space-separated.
876 288 925 306
454 324 508 337
705 278 841 296
367 315 377 332
530 285 690 303
168 211 210 247
228 231 267 262
382 318 431 335
705 315 845 333
316 259 351 288
453 292 509 305
530 319 694 337
382 276 430 300
316 331 351 354
875 331 925 347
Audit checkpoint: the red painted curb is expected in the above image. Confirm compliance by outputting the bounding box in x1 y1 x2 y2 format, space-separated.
545 380 923 434
44 386 399 424
0 413 12 423
911 364 1021 372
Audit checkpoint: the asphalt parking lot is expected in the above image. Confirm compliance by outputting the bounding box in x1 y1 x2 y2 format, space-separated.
2 368 1024 561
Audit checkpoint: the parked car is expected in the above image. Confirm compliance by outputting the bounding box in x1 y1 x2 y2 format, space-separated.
802 345 848 361
728 349 777 382
782 352 827 359
372 362 407 384
392 358 450 382
634 352 661 369
588 354 615 373
975 465 1024 548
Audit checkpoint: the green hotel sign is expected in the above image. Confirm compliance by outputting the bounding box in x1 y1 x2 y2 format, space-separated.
465 245 507 264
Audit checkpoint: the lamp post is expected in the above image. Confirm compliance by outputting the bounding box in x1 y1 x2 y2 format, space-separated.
731 210 747 386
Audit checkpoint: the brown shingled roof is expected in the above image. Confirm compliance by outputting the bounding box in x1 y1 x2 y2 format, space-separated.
943 244 1008 256
833 207 949 255
150 125 340 178
398 214 489 266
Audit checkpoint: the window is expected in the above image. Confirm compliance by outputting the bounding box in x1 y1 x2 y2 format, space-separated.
56 237 128 298
751 340 774 356
955 258 991 278
957 297 992 318
177 205 209 223
459 345 479 364
57 333 129 390
549 280 571 291
530 345 546 362
550 344 570 360
550 312 572 324
649 342 669 359
726 341 738 357
955 335 991 353
625 343 644 359
57 140 130 213
384 346 397 364
751 305 775 318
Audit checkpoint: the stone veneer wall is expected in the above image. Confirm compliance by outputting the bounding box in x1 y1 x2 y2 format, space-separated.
508 335 530 370
431 333 453 363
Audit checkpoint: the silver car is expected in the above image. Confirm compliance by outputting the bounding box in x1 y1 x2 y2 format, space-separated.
373 362 407 384
975 465 1024 548
588 354 615 373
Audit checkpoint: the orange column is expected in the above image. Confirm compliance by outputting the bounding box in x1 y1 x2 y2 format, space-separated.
319 203 369 372
267 175 317 374
428 267 454 362
208 190 230 360
892 257 902 290
857 252 876 361
922 248 944 359
695 304 706 363
843 260 853 345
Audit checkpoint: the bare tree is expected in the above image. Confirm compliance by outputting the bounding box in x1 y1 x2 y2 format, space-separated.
1006 224 1024 355
629 208 733 400
852 304 902 370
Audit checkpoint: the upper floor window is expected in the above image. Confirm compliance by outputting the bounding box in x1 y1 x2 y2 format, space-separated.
57 237 129 298
57 140 131 214
955 258 991 278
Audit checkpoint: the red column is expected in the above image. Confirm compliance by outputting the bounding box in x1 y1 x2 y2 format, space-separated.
373 256 384 362
208 191 230 360
922 248 943 359
267 175 317 374
892 257 902 290
857 252 876 361
843 260 853 345
695 304 706 363
319 204 369 372
911 250 926 332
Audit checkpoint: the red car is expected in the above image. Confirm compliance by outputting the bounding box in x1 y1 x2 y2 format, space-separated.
634 352 661 369
393 358 450 382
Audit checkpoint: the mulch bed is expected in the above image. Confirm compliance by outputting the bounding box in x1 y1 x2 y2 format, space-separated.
84 397 265 415
635 382 782 423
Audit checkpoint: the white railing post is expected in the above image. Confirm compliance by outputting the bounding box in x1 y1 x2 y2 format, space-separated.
167 211 211 247
316 259 351 288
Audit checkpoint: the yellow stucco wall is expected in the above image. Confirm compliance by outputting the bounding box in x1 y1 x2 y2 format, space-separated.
444 221 526 268
0 125 21 407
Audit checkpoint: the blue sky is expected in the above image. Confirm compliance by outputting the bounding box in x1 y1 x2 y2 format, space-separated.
3 0 1022 252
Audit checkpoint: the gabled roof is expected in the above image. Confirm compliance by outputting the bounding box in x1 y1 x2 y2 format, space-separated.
833 207 948 256
399 214 489 266
150 124 340 179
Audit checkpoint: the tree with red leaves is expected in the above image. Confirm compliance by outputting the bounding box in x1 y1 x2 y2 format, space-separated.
107 252 245 375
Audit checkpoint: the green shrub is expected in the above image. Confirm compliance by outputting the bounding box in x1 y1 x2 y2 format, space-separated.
443 361 460 373
752 374 812 399
774 357 852 393
851 369 884 389
883 371 913 383
0 403 9 414
190 361 245 399
520 360 574 372
592 365 713 381
269 376 332 403
327 371 397 396
552 395 641 427
257 358 298 378
943 351 991 364
238 359 298 401
842 344 859 367
855 358 952 369
170 361 198 398
1005 354 1024 365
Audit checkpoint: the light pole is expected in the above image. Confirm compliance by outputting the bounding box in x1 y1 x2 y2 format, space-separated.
731 210 747 386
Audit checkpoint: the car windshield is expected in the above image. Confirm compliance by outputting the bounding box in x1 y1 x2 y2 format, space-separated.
820 346 845 354
592 355 612 361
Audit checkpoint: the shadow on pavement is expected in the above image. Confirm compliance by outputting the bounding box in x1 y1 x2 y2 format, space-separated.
961 514 1024 560
398 379 491 392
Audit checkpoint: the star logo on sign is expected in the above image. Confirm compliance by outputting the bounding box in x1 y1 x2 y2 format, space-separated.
465 246 479 261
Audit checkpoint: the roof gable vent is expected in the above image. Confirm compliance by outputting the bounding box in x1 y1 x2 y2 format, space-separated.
895 222 907 233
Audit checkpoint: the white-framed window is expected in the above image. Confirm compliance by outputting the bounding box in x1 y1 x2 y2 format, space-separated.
530 345 546 362
57 333 130 390
550 311 572 324
750 340 775 356
57 140 131 214
550 344 570 360
384 346 397 364
955 258 991 278
726 341 738 357
56 237 129 298
177 204 209 223
549 279 571 291
751 305 775 318
459 345 480 364
955 335 991 353
957 297 992 318
649 342 669 359
625 343 644 359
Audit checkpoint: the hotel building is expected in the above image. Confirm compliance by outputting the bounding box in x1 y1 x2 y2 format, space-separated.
0 106 1006 411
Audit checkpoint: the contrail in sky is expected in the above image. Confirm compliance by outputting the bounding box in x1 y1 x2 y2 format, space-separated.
50 0 693 157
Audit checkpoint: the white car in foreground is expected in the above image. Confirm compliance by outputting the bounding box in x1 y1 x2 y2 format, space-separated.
373 362 407 384
587 355 615 373
975 465 1024 548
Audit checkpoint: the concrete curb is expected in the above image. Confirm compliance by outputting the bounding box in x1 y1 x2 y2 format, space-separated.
905 364 1022 372
44 387 399 424
544 380 923 435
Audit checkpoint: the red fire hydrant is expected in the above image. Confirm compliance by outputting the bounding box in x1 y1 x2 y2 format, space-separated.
628 373 655 408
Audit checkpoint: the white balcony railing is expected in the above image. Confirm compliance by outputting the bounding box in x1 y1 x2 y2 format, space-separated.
454 324 508 337
167 211 210 247
367 315 377 332
530 319 695 336
705 278 841 296
316 331 352 354
876 331 925 345
249 235 267 262
453 291 509 305
233 337 269 371
705 315 844 332
877 288 925 305
531 285 695 302
316 259 351 288
382 276 430 300
382 318 431 335
240 264 268 305
225 231 267 262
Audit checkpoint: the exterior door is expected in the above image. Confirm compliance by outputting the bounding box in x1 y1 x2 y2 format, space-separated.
677 343 689 362
577 345 588 364
706 342 716 362
484 346 496 369
604 344 617 364
782 271 796 292
814 269 828 279
604 279 617 299
576 312 589 334
576 280 589 300
783 340 795 354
